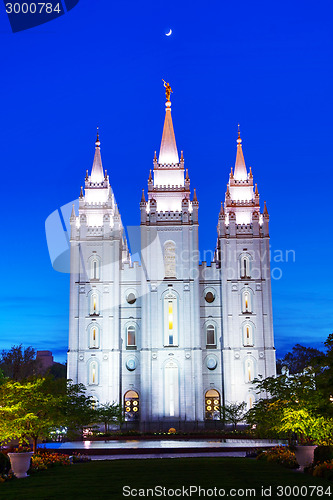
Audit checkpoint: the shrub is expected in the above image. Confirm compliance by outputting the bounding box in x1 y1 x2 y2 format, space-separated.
314 446 333 464
313 460 333 480
0 452 10 474
257 446 298 469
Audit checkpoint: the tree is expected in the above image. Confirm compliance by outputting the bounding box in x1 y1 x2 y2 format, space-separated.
0 344 40 381
61 381 95 436
223 402 247 430
96 402 123 434
280 344 323 375
0 378 61 452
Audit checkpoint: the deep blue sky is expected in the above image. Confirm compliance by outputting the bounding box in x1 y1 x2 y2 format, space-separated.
1 0 332 362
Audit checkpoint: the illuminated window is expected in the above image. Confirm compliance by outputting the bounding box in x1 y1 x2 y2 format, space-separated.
89 292 100 315
164 292 178 346
127 326 136 349
91 397 99 410
245 358 255 383
242 291 252 313
248 394 255 409
205 389 220 420
89 324 100 348
164 241 176 278
124 390 139 421
206 324 216 347
88 360 99 385
243 323 253 347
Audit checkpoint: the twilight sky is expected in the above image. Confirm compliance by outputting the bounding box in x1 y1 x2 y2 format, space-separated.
0 0 332 362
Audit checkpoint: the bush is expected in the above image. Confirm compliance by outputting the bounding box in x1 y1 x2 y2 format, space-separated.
257 446 298 469
314 446 333 464
313 460 333 480
0 452 10 474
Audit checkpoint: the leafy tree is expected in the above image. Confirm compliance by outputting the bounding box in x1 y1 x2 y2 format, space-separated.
223 402 247 430
280 344 323 375
61 381 95 436
0 378 61 452
0 344 40 381
96 402 123 434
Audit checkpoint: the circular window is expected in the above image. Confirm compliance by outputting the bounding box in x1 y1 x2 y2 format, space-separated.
205 291 215 303
206 356 217 370
127 293 136 304
126 358 137 371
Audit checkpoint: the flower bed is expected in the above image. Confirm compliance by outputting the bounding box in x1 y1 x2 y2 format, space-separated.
257 446 298 469
0 450 91 482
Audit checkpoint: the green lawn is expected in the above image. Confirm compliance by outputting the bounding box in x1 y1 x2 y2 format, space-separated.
1 458 332 500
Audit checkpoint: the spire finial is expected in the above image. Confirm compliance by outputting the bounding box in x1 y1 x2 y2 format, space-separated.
230 167 234 179
249 166 253 178
162 79 173 102
185 168 189 181
263 201 269 216
148 169 152 182
154 150 157 161
95 127 100 148
237 123 242 145
141 189 146 203
79 186 83 198
220 201 224 215
255 183 259 196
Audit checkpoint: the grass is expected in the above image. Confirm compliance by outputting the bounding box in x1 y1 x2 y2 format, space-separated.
1 457 332 499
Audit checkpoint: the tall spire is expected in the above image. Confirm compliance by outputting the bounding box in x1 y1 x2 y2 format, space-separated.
158 81 179 164
91 127 104 183
234 125 248 181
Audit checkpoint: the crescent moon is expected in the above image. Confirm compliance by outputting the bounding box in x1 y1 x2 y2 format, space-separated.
165 29 172 36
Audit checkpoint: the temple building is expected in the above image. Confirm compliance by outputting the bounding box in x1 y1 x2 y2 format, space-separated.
67 86 276 428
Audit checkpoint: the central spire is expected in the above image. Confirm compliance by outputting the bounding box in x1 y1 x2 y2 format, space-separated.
91 128 104 183
234 125 248 181
158 80 179 164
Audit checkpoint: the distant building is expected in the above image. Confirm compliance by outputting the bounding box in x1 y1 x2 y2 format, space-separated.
67 89 276 429
36 351 54 371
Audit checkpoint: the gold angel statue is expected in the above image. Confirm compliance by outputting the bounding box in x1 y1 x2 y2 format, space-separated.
162 79 172 101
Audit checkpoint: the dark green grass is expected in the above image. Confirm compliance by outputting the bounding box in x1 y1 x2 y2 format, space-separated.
1 458 332 500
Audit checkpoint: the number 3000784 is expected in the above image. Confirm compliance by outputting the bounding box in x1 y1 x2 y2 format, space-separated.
6 3 61 14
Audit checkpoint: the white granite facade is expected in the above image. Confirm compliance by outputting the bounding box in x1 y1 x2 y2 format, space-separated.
67 101 276 427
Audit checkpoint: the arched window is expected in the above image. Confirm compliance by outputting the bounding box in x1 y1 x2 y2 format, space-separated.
89 324 100 349
89 292 100 315
242 323 253 347
89 256 101 280
240 255 251 278
205 389 220 420
163 291 178 346
247 393 255 410
91 396 99 410
124 390 139 421
88 360 99 385
206 324 216 347
242 291 252 313
164 361 179 417
127 325 136 349
245 358 255 383
164 241 176 278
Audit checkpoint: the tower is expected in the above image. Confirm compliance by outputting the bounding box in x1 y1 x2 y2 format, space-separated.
216 127 276 408
67 131 130 406
139 83 204 424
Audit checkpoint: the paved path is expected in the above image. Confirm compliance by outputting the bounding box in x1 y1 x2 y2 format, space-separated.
88 451 247 460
